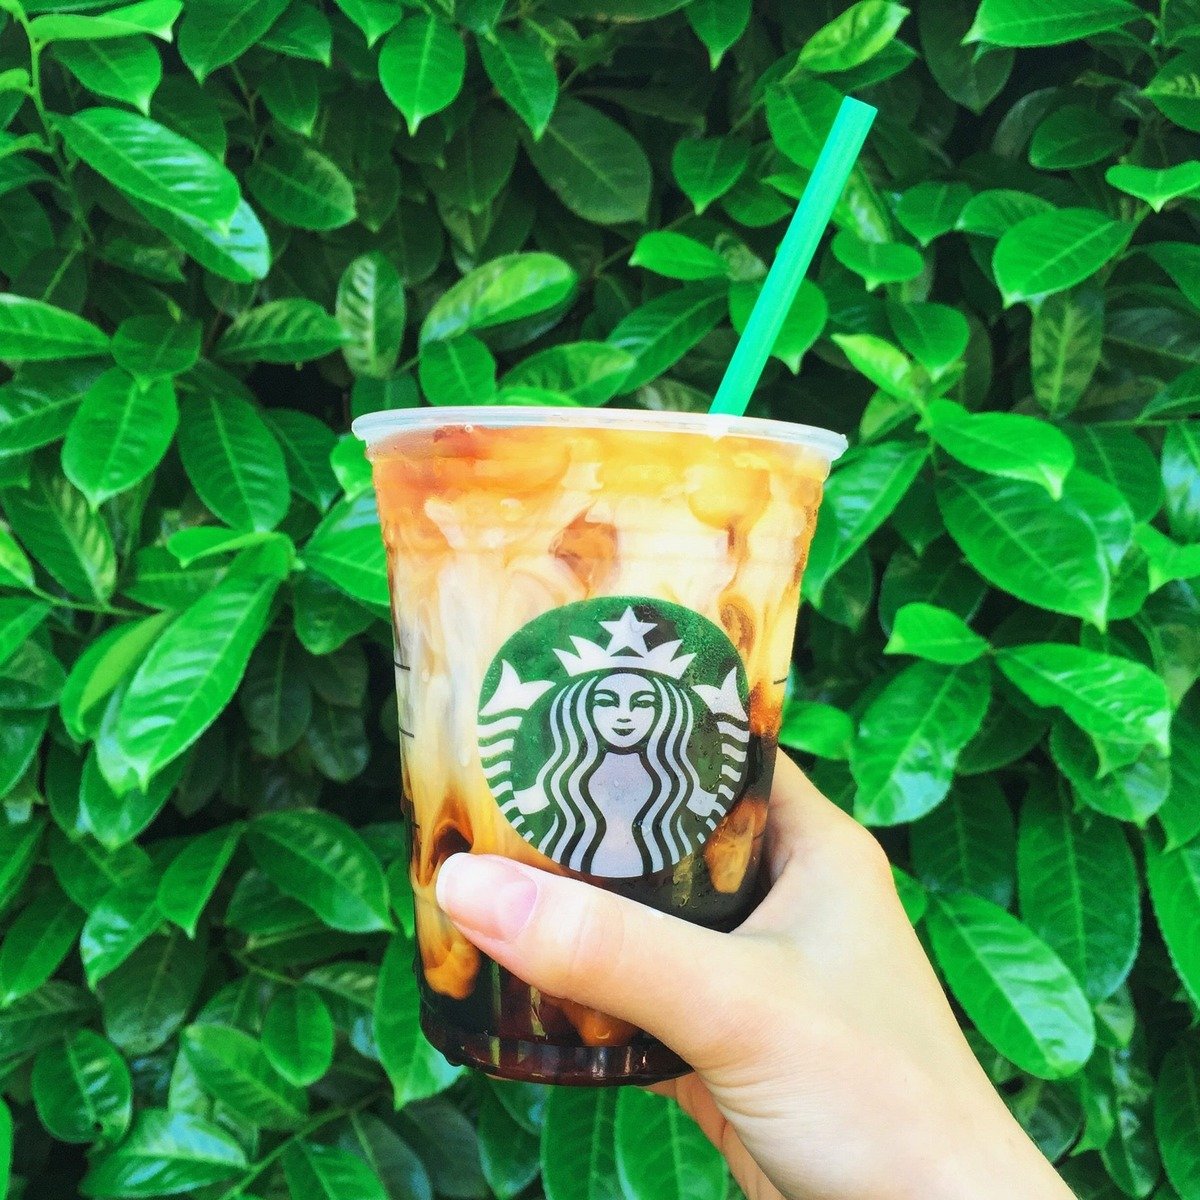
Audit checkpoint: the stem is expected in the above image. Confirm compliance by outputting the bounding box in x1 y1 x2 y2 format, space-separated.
214 1089 389 1200
29 585 142 618
232 953 299 989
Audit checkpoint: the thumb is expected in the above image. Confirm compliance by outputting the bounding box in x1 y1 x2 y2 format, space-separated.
435 853 768 1071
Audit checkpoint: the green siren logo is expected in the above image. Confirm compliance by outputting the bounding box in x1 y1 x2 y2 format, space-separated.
477 598 751 878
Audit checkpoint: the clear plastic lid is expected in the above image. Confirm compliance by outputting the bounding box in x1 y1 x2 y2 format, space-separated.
352 405 848 464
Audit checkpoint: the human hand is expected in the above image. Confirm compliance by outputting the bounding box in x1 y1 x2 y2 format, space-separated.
435 755 1074 1200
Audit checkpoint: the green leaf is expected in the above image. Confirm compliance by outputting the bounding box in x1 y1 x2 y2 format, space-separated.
851 659 990 825
1066 425 1162 524
81 1109 248 1197
101 929 203 1056
477 27 558 140
0 817 44 917
182 1023 308 1129
607 281 727 391
956 189 1054 238
218 298 343 364
62 370 177 509
501 342 633 407
178 0 291 81
1145 838 1200 1010
421 253 578 344
1051 723 1170 827
419 334 496 406
80 872 163 986
1160 697 1200 851
928 892 1095 1078
30 0 181 42
936 468 1114 626
919 0 1013 112
1030 287 1103 417
894 181 973 246
731 278 827 373
378 13 465 135
177 393 289 531
266 409 339 511
375 935 462 1107
541 1089 620 1200
59 108 239 225
128 193 270 283
1156 1038 1200 1200
997 644 1170 755
239 632 311 755
1145 50 1200 133
966 0 1142 45
803 441 927 598
886 300 969 380
1105 161 1200 212
1030 104 1125 170
478 1090 539 1200
157 823 242 938
766 76 843 169
1162 422 1200 542
614 1088 726 1200
31 1029 132 1144
112 315 200 381
262 986 334 1087
910 778 1015 906
246 809 393 933
831 231 924 290
884 601 989 664
336 1112 431 1200
798 1 908 72
425 108 518 214
1090 1042 1160 1196
671 135 749 214
331 0 399 47
303 491 388 607
993 208 1131 307
2 458 117 603
0 597 50 669
630 231 729 280
245 142 356 232
0 884 83 1004
926 398 1075 497
777 700 853 760
0 526 34 589
685 0 749 68
259 59 320 135
337 253 406 380
260 2 331 63
1018 785 1139 1002
0 295 107 361
525 96 652 225
112 566 282 789
53 37 163 115
282 1140 388 1200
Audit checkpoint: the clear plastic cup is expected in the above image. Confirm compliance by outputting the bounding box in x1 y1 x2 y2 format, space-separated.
355 406 845 1085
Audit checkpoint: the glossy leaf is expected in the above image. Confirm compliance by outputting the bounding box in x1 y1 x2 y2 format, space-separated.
541 1089 621 1200
31 1029 132 1144
0 295 108 361
851 659 991 825
157 823 242 938
246 809 392 933
283 1140 388 1200
262 986 334 1087
478 27 557 140
177 392 289 530
1145 838 1200 1010
0 884 84 1004
59 107 239 224
375 935 462 1107
928 892 1095 1078
526 97 652 225
303 491 388 607
337 252 406 379
378 13 465 135
178 0 291 81
799 2 909 73
614 1088 726 1200
53 36 163 115
81 1109 248 1196
1030 287 1103 416
112 565 282 790
1018 785 1139 1002
1156 1038 1200 1200
966 0 1143 45
246 142 356 231
884 601 989 663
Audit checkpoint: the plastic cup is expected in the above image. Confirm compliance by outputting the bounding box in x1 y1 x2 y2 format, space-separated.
354 406 846 1086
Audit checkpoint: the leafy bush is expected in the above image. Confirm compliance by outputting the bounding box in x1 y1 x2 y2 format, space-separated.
1 0 1199 1196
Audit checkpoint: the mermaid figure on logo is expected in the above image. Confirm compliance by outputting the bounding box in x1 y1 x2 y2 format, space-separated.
478 606 750 879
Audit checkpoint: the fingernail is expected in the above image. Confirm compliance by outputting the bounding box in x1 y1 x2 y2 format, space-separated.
436 854 539 941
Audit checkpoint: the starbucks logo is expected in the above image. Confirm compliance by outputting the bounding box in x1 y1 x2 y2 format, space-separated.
477 598 751 879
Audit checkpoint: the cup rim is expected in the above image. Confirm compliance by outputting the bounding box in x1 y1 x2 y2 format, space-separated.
352 405 848 461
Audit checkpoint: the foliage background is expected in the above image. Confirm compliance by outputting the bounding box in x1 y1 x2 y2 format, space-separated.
0 0 1199 1196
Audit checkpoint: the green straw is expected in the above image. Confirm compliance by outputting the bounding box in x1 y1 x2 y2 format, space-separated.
709 96 877 418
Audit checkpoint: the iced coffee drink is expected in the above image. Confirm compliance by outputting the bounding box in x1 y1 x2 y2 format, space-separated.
355 407 844 1085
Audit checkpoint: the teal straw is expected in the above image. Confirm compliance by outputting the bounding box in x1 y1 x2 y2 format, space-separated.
709 96 877 418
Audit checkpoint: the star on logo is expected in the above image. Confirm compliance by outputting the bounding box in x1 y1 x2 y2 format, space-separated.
599 607 656 656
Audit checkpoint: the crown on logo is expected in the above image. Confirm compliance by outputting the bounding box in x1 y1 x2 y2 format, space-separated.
553 606 695 680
